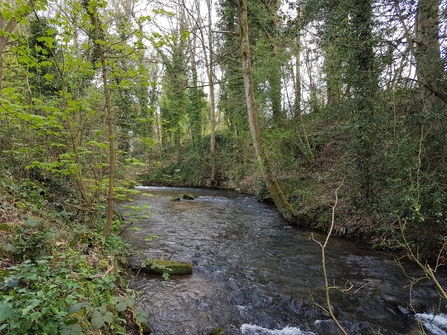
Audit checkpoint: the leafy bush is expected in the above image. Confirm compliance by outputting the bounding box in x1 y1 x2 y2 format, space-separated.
0 248 139 335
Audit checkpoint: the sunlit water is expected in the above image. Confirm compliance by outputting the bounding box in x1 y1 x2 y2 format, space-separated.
122 186 447 335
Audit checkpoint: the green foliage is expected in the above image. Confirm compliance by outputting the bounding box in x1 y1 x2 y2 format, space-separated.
0 249 138 335
26 17 61 97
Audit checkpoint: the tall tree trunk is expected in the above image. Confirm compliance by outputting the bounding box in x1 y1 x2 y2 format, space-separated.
238 0 297 223
0 13 19 89
350 0 377 206
188 30 202 152
91 4 116 239
193 0 217 185
266 0 283 125
415 0 446 101
207 0 217 185
321 0 343 108
291 2 313 165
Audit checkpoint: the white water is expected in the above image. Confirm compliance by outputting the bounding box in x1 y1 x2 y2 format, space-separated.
417 313 447 335
240 324 315 335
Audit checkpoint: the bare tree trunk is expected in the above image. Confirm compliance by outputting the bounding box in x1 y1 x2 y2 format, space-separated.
191 0 217 185
238 0 297 223
292 2 313 165
206 0 217 185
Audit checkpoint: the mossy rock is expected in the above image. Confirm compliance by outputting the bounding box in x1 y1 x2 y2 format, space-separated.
170 195 181 201
182 193 195 200
209 327 225 335
371 244 384 251
142 259 193 275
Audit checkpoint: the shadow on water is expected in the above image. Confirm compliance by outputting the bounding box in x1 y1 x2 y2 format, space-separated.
122 186 447 335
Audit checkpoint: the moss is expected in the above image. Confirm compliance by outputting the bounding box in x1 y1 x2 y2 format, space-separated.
98 259 109 269
0 223 15 232
14 201 27 210
142 259 193 275
182 193 195 200
209 327 225 335
170 196 181 201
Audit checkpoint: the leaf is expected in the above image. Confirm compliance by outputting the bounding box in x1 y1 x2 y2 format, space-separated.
68 302 90 314
136 310 148 323
103 311 113 323
3 243 16 252
0 302 14 321
98 306 107 314
112 296 133 312
25 218 41 227
21 298 41 316
91 305 113 329
43 73 54 82
91 313 104 329
30 311 42 321
60 324 83 335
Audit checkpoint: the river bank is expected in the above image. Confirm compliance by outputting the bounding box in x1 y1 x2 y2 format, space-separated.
0 178 146 335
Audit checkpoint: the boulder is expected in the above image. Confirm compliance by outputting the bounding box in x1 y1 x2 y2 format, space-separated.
182 193 195 200
141 259 193 275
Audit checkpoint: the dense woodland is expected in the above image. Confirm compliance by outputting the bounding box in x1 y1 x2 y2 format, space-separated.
0 0 446 334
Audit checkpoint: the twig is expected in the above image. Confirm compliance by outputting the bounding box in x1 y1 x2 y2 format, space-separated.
310 178 349 335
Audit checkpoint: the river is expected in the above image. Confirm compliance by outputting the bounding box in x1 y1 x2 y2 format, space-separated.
122 186 447 335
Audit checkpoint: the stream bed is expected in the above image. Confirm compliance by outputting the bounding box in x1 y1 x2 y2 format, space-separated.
123 186 447 335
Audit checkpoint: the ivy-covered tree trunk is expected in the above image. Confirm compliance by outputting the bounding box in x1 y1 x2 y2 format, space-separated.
348 0 378 206
321 0 343 108
238 0 297 223
188 32 203 153
266 0 283 125
415 0 446 102
0 13 18 89
0 2 34 89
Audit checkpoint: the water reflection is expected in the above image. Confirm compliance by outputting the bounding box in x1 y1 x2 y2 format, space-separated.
123 187 446 335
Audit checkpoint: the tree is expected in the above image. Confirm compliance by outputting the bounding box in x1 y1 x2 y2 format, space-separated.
204 0 217 184
0 1 34 89
415 0 446 102
348 0 378 205
158 30 189 159
84 0 117 238
319 0 344 108
216 0 249 137
238 0 297 223
187 29 204 153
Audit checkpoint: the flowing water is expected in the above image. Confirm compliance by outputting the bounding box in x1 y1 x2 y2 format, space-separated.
123 186 447 335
